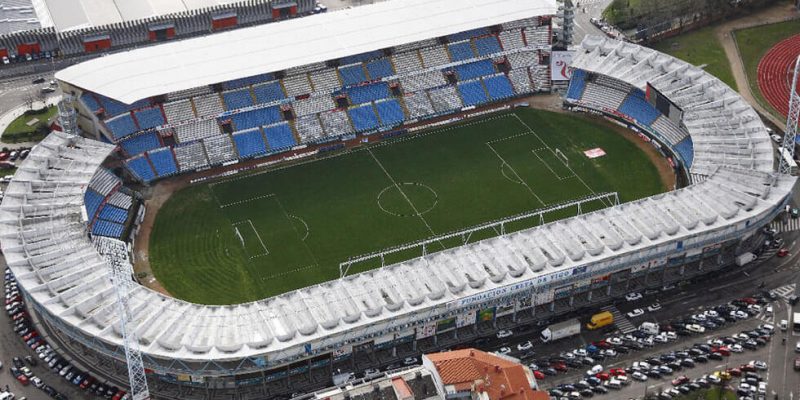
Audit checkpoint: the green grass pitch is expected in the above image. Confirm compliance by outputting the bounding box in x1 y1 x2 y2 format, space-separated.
149 109 666 305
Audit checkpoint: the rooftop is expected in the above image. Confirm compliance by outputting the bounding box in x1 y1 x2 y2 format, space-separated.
55 0 558 104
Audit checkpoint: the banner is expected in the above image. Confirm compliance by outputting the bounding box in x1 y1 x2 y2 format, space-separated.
478 307 496 322
437 317 457 333
333 345 352 359
533 290 554 305
551 51 575 81
456 310 477 328
416 323 436 339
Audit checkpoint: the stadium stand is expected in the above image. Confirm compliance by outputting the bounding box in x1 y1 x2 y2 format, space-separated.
366 58 395 80
98 205 128 224
83 189 105 221
617 90 660 126
524 26 551 46
203 134 237 165
507 50 539 69
404 91 435 118
88 168 120 196
134 107 166 130
347 82 390 104
449 27 489 42
375 99 406 126
174 119 221 143
80 93 102 114
223 89 255 110
166 85 213 102
107 191 133 210
340 50 384 65
97 94 146 117
419 45 451 68
448 41 475 62
222 73 272 90
229 106 282 131
295 115 326 142
320 109 354 136
348 104 380 132
293 96 335 117
474 35 502 56
193 93 225 117
566 69 587 101
651 116 689 145
484 74 515 100
147 148 179 177
509 69 533 94
125 155 156 182
233 128 268 158
174 141 210 172
392 50 424 75
339 64 368 86
282 74 313 97
429 85 463 113
119 132 161 156
163 99 195 124
458 80 489 106
92 220 125 238
400 70 447 92
454 60 495 80
674 137 694 168
578 82 628 110
499 29 526 50
309 69 342 94
105 113 138 139
253 81 286 104
263 122 297 150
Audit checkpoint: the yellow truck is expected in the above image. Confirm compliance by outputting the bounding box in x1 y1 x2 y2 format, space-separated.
586 311 614 330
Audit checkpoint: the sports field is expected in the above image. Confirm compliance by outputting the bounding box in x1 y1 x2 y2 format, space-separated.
149 109 667 305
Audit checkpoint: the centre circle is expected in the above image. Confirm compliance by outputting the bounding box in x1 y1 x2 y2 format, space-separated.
377 182 439 217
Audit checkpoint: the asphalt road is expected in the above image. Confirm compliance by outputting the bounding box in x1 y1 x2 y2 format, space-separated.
572 0 613 44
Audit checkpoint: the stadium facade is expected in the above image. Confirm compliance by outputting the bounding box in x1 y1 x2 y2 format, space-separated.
0 0 794 398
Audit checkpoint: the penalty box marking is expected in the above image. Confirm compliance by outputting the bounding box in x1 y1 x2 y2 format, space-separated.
232 219 270 259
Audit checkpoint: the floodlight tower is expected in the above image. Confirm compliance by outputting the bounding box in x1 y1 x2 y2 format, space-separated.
780 55 800 175
98 240 151 400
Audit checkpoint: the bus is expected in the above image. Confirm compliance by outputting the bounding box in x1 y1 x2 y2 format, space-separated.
793 312 800 332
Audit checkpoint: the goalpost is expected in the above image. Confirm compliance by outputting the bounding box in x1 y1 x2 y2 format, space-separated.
234 226 245 248
554 148 569 167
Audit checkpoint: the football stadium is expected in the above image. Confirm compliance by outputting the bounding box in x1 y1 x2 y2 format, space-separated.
0 0 796 398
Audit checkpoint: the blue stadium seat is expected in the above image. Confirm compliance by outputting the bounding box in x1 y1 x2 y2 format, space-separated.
483 75 515 100
617 90 661 126
81 93 101 113
566 69 587 101
263 122 297 150
458 80 488 106
228 106 282 131
340 50 383 65
134 107 165 130
83 189 104 221
119 132 161 155
223 89 255 110
674 137 694 169
105 114 138 140
448 28 489 42
454 60 495 81
254 81 286 104
147 148 179 177
347 83 390 104
375 100 405 126
448 42 475 62
348 104 379 132
366 59 395 80
474 36 502 56
92 220 125 238
97 95 148 117
233 128 268 158
125 156 156 182
98 204 128 224
339 64 368 86
223 73 273 90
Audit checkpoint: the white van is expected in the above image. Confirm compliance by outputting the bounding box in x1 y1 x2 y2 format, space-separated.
605 379 622 389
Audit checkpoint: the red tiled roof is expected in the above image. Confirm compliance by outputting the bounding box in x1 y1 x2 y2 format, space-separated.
426 349 549 400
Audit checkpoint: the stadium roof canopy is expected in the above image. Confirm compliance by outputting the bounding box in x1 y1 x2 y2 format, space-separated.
31 0 256 33
55 0 558 104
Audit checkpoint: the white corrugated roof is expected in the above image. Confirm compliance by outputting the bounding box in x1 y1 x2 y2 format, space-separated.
34 0 248 32
55 0 558 104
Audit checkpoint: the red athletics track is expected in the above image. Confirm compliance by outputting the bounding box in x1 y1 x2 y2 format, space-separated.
757 33 800 119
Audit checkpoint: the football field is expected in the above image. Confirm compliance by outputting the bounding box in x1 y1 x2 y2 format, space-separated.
149 109 667 305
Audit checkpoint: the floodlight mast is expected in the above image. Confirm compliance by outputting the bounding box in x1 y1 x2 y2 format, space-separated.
780 55 800 175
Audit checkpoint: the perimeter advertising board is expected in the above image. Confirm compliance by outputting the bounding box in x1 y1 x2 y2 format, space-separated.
551 50 575 81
